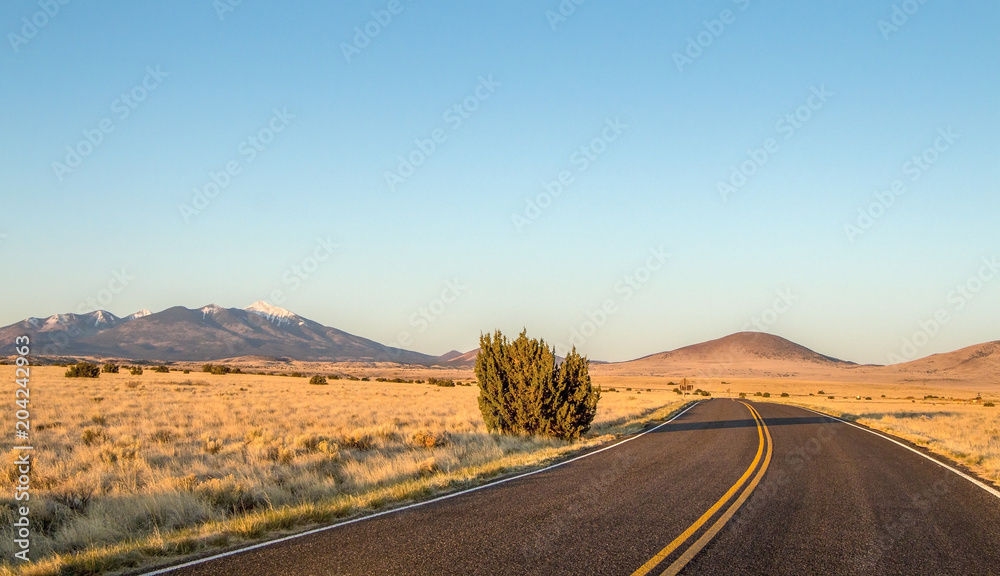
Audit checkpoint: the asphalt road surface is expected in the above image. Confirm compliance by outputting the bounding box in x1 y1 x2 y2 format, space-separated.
150 400 1000 576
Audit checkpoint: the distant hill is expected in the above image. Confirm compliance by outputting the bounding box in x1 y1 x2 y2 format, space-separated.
885 341 1000 378
632 332 851 366
595 332 998 386
2 306 997 385
595 332 859 379
0 302 442 365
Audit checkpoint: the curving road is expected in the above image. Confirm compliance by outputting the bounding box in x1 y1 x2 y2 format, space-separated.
148 400 1000 576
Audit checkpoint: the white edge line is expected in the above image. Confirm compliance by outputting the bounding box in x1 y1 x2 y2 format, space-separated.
141 401 705 575
796 406 1000 500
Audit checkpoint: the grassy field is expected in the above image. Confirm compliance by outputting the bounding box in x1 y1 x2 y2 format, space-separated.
0 366 687 575
1 367 996 575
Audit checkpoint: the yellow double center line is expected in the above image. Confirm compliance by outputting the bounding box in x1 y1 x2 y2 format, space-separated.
631 402 773 576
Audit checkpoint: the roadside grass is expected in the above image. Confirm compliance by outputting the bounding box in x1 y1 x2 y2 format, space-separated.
0 367 687 576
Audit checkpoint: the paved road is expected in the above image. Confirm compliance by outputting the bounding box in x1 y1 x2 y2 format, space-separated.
151 400 1000 576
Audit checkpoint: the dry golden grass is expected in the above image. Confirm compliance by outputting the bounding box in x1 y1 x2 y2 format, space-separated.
0 366 686 575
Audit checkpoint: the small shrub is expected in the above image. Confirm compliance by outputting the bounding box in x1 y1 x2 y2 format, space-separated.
828 396 835 400
154 365 170 373
340 430 373 451
411 430 449 448
290 371 304 378
818 390 825 395
130 366 144 376
738 392 747 399
202 435 224 454
309 375 328 385
65 362 100 378
762 392 771 398
125 380 139 389
780 393 790 398
80 427 106 445
985 402 996 408
753 392 763 397
101 363 119 374
203 364 232 375
183 369 191 374
427 377 456 387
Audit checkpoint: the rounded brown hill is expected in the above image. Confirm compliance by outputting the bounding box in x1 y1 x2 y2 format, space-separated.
886 341 1000 377
597 332 853 378
638 332 849 365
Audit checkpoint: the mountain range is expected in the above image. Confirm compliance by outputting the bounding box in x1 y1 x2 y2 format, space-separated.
0 301 440 364
1 304 997 385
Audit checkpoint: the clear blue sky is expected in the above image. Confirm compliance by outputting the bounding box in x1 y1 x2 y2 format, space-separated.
2 1 997 364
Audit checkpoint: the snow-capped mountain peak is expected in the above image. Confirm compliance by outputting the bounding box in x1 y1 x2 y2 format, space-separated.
127 309 152 320
245 300 297 320
200 304 225 316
